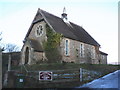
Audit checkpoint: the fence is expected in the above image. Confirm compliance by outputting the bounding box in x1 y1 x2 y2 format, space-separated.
6 66 102 88
81 68 102 81
25 68 80 83
23 67 102 83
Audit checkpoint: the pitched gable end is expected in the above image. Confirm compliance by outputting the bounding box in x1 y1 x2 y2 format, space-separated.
24 8 100 47
24 8 56 41
24 9 44 41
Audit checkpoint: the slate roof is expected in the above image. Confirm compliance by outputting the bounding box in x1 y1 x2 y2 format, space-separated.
100 51 108 55
25 8 100 46
29 39 43 52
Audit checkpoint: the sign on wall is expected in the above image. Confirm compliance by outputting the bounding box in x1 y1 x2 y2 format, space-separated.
39 71 53 81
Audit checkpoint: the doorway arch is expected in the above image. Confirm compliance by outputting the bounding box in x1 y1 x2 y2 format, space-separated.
25 47 29 64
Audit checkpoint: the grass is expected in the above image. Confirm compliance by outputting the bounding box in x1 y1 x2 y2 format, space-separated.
12 63 120 76
11 63 120 88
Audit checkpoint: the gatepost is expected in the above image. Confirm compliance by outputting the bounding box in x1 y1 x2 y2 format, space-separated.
80 68 82 82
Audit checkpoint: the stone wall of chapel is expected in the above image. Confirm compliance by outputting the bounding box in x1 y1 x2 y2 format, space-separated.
21 41 44 65
60 37 100 64
21 41 32 65
33 52 47 64
28 21 47 45
21 20 107 65
99 54 107 64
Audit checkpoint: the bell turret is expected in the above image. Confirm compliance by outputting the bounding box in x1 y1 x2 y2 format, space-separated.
61 7 68 21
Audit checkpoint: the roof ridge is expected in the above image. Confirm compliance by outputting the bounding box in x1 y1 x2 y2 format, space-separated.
39 8 62 19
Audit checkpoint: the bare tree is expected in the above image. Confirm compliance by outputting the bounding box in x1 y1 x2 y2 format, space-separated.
4 43 20 52
0 32 4 51
0 32 20 52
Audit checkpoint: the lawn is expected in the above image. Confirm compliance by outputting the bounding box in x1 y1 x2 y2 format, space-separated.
12 63 120 75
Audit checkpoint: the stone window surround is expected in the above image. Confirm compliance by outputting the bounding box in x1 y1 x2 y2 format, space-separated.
80 43 84 57
35 24 43 37
65 39 70 56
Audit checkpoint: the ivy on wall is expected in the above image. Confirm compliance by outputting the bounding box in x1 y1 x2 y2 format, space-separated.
43 24 63 63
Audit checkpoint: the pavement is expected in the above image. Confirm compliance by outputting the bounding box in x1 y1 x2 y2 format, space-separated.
77 70 120 89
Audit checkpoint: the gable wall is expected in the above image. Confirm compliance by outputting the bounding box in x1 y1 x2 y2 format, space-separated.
21 21 47 65
28 21 47 45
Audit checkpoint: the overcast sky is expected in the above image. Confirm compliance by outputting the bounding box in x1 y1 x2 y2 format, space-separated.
0 0 118 64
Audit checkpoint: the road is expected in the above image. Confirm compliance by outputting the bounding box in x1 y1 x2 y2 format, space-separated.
77 70 120 89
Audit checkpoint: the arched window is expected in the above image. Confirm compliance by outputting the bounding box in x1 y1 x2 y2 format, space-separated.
80 43 84 57
65 39 70 56
25 47 29 64
36 24 43 37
